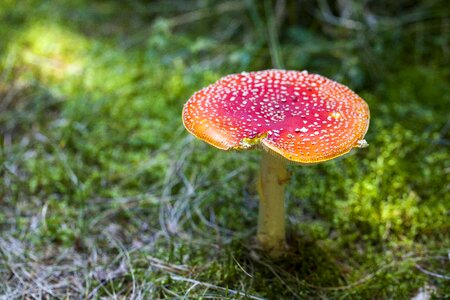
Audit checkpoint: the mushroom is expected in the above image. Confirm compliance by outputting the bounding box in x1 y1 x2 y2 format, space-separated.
182 70 370 255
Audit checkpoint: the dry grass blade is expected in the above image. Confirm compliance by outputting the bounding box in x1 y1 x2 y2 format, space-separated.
146 256 190 274
170 275 265 300
167 1 245 28
415 264 450 280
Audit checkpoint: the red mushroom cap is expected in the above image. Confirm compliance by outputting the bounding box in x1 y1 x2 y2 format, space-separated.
182 69 370 164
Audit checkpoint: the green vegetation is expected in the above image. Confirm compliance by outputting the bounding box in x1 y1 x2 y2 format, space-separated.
1 0 449 298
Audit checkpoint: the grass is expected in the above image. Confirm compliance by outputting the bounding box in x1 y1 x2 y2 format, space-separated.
1 0 449 299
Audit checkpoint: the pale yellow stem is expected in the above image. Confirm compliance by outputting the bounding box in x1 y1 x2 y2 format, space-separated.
257 151 289 256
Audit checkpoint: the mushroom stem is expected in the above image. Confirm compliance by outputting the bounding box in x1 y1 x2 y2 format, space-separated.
257 150 289 255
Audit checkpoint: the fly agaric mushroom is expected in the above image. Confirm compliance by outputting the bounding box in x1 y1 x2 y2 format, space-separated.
182 69 369 255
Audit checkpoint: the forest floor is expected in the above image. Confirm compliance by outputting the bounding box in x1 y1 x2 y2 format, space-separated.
1 1 449 299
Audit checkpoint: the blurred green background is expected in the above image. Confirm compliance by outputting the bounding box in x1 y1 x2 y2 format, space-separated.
1 0 449 298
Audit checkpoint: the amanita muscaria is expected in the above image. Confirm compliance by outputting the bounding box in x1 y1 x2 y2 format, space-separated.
182 69 370 255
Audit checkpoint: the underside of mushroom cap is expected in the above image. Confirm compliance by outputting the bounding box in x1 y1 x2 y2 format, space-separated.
182 69 370 164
